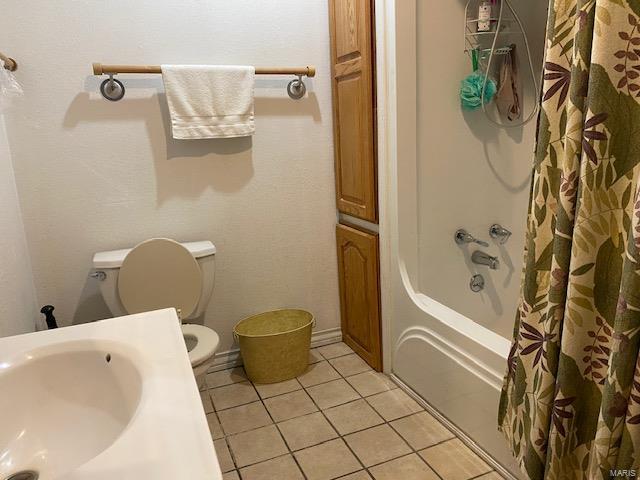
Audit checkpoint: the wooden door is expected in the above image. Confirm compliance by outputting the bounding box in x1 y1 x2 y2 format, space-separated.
336 223 382 370
329 0 377 222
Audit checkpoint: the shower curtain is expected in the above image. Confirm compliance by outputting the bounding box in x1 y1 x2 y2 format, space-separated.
498 0 640 478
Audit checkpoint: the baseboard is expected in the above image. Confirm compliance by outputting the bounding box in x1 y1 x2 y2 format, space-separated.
308 326 344 348
207 327 342 373
390 374 519 480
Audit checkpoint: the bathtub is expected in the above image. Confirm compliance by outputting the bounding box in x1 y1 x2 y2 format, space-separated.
388 265 521 476
376 1 547 477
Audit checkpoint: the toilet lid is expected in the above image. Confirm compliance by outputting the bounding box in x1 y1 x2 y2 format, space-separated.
118 238 202 318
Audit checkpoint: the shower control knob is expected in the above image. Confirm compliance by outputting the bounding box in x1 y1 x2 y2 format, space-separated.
455 229 489 247
489 224 512 244
470 274 485 292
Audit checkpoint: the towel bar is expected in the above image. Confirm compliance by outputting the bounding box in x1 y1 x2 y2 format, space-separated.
92 63 316 101
92 63 315 77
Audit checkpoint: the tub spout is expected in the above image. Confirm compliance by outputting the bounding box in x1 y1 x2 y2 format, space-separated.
471 250 499 270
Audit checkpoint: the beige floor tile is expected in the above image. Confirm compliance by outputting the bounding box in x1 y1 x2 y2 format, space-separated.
222 471 239 480
217 401 272 435
297 361 341 387
368 454 439 480
329 354 372 377
323 399 384 435
206 412 224 439
211 381 259 411
390 411 455 450
264 389 318 422
346 371 397 397
201 391 213 414
214 439 235 473
240 454 304 480
294 438 362 480
206 367 247 389
344 424 411 467
309 348 324 364
277 411 338 450
476 473 504 479
366 389 423 421
254 378 302 399
316 342 354 359
338 472 372 480
419 439 492 480
306 378 360 409
227 425 288 468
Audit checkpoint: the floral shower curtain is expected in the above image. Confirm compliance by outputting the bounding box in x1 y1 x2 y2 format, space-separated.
498 0 640 478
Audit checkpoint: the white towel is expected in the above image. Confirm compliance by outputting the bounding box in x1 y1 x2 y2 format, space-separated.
161 65 255 139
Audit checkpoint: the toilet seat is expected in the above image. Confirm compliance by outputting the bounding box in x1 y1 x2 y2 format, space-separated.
182 324 220 367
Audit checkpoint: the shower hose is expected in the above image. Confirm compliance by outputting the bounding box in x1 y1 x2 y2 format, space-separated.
480 0 541 128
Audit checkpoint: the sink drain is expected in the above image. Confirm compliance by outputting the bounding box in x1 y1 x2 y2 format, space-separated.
5 471 39 480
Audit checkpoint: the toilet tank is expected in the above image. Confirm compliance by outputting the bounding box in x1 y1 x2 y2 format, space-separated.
92 241 216 321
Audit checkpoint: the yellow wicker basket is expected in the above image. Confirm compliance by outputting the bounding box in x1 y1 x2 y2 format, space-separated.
233 309 314 384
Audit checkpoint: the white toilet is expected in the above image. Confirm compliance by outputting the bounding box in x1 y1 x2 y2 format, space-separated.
92 238 220 386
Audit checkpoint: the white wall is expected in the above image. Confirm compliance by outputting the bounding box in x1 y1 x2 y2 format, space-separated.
0 0 339 352
0 115 38 337
416 0 547 338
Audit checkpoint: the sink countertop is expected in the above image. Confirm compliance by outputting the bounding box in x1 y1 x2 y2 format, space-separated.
0 308 222 480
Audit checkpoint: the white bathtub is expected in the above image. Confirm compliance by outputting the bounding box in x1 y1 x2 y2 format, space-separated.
389 264 520 475
376 1 546 477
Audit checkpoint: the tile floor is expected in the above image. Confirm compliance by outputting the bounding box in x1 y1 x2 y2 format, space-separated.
200 342 504 480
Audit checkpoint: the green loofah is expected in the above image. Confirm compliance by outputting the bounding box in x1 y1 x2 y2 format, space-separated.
460 71 497 110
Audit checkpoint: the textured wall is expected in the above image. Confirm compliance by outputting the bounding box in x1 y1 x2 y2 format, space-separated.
0 0 339 352
0 115 38 337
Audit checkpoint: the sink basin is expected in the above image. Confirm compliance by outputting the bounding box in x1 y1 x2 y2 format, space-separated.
0 341 143 479
0 309 221 480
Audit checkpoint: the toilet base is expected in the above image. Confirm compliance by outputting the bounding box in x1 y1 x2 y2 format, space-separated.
194 361 213 390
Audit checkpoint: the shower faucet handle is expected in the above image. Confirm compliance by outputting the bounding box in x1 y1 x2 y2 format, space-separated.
454 229 489 247
489 224 512 244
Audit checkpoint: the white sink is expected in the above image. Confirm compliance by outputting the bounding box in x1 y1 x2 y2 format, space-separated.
0 340 143 478
0 309 221 480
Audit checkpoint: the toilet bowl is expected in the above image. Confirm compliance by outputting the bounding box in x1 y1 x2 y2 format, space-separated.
182 324 220 380
92 238 220 385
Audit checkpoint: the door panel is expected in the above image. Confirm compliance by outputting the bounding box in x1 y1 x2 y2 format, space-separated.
329 0 377 222
336 223 382 370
